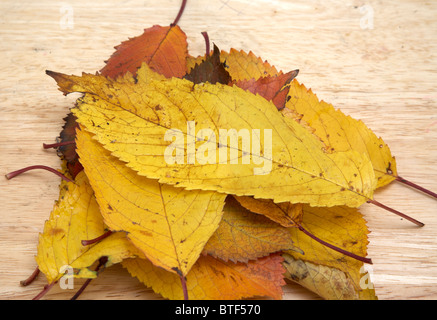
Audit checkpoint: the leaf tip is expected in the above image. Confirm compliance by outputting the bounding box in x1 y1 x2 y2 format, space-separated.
46 70 79 96
45 69 61 81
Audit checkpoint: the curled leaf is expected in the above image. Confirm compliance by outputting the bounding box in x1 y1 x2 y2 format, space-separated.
282 254 377 300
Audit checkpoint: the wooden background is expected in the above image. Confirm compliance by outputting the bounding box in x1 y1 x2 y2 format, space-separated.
1 0 436 300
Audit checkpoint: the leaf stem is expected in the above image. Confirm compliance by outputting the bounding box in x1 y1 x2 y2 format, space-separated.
81 230 113 246
297 223 373 264
5 165 73 183
201 31 210 57
171 0 187 26
20 266 40 286
70 278 93 301
395 176 437 200
43 140 75 149
179 274 189 300
368 199 424 227
70 257 108 300
32 281 56 300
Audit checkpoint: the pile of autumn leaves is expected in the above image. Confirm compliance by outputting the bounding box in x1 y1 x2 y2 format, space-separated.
31 23 389 300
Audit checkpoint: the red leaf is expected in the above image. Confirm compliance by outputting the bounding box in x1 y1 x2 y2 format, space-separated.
235 70 298 110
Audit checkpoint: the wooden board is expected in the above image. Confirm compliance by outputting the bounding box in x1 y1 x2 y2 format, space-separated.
1 0 436 300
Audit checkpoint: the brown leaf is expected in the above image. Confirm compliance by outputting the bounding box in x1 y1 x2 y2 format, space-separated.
56 112 82 178
184 44 231 85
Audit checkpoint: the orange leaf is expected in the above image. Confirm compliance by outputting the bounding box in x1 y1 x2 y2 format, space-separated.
100 25 188 79
123 254 286 300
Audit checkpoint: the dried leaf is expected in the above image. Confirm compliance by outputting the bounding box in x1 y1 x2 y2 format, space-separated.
48 64 376 208
282 254 377 300
54 112 83 179
75 128 226 276
123 253 286 300
203 196 301 263
184 44 231 85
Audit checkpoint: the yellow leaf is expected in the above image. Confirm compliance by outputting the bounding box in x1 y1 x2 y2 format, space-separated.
233 195 303 227
123 254 286 300
203 196 301 263
220 49 282 81
282 254 377 300
75 128 226 276
49 64 376 208
283 79 397 188
35 171 141 283
215 50 395 189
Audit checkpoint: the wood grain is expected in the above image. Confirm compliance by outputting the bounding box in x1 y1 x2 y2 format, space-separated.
1 0 436 300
